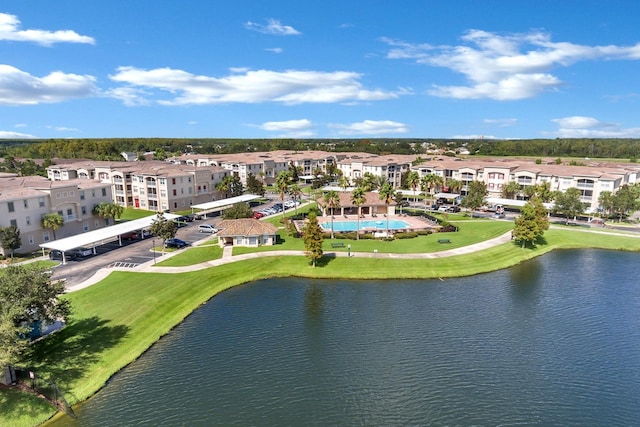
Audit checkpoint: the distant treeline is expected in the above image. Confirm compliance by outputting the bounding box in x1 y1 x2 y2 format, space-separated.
1 137 640 161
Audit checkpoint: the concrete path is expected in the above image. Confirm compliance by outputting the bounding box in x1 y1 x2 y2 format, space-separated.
64 231 514 292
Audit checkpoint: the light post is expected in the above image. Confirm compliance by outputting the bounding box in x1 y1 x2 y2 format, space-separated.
347 244 351 257
152 238 156 264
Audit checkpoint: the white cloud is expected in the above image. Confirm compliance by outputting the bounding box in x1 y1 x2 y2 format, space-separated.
484 118 518 127
0 64 97 105
329 120 409 135
265 47 283 53
384 29 640 100
47 126 79 132
109 66 402 105
14 123 27 128
259 119 312 132
549 115 640 137
245 19 301 35
0 130 36 138
187 121 198 125
104 86 152 106
0 13 95 46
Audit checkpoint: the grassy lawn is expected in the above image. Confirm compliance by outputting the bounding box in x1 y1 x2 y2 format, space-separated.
117 208 156 221
154 245 223 267
234 219 512 256
4 227 640 426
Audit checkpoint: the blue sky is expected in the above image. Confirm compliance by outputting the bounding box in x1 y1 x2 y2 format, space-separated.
2 1 640 140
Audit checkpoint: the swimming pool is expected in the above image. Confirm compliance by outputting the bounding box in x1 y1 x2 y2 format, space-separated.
321 219 410 232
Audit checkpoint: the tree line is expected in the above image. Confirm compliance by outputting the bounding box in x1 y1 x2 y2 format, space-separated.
4 137 640 162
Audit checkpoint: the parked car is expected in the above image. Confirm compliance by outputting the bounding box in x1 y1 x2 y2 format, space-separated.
70 247 93 258
49 250 77 261
253 211 265 219
164 238 188 248
198 224 218 233
438 206 450 212
121 231 139 241
447 206 461 213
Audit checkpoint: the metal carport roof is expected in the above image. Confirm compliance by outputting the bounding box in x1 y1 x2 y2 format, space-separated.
191 194 262 212
40 214 180 252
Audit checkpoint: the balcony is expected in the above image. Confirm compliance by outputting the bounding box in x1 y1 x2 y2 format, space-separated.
64 214 78 223
577 182 594 189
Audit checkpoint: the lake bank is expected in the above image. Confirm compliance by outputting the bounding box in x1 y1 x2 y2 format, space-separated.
3 228 640 426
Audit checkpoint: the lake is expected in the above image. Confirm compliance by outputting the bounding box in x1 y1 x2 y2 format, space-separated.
50 249 640 426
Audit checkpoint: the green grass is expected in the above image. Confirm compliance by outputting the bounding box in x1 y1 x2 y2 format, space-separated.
4 227 640 427
154 245 223 266
117 208 156 221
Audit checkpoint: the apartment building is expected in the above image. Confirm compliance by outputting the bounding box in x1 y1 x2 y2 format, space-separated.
47 161 229 211
0 173 113 255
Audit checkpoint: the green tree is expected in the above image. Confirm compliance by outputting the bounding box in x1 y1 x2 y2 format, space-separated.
378 181 395 235
502 181 521 199
0 226 21 259
93 202 124 224
223 202 253 219
445 178 462 194
461 181 488 212
302 211 324 267
41 213 64 240
394 191 405 215
215 175 234 198
512 197 549 248
275 171 291 224
407 171 420 204
339 175 350 192
534 181 554 202
0 265 71 369
323 190 340 239
350 186 366 240
598 191 614 217
246 173 266 196
149 213 177 254
553 188 584 224
288 183 303 217
612 185 640 222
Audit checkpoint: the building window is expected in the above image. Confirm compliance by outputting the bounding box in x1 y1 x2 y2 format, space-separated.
82 206 87 215
8 201 15 212
80 191 85 200
43 231 50 242
83 222 89 231
39 197 45 207
10 219 17 227
28 235 34 245
159 178 166 185
26 216 31 226
102 188 107 197
23 199 28 208
173 189 177 196
172 178 176 185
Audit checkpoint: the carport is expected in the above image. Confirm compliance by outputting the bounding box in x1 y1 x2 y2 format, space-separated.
191 194 262 218
40 214 180 264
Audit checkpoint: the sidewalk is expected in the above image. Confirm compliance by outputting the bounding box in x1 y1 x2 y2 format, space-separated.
64 231 514 292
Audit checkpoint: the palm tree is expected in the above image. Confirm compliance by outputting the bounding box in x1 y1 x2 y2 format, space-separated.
275 171 291 224
378 182 395 236
94 202 124 225
421 174 442 210
502 181 521 199
42 213 64 240
215 176 233 198
289 183 303 216
374 175 388 191
407 171 420 205
339 175 350 192
350 186 366 240
323 190 340 239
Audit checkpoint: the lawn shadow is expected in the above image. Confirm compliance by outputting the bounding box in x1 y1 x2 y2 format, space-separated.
316 252 337 267
22 316 129 394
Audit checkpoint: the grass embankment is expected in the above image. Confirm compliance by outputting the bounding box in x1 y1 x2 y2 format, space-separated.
154 244 223 267
3 227 640 426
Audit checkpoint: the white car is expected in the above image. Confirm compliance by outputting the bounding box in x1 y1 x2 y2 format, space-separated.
198 224 218 233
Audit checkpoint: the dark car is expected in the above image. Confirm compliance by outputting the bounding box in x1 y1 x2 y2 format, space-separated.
164 238 188 248
49 250 77 261
69 247 93 258
448 205 461 213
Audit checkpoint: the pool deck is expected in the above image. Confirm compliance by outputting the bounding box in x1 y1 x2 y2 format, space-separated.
318 213 437 233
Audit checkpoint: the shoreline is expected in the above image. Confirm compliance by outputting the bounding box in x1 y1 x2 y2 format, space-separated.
6 228 640 426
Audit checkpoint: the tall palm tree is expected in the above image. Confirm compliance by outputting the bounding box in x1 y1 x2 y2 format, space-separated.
289 183 303 216
339 175 350 192
502 181 521 199
323 190 340 239
407 171 420 205
94 202 124 224
350 186 366 240
275 171 291 224
42 213 64 240
378 182 395 236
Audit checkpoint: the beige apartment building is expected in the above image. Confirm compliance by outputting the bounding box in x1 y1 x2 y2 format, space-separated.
47 160 230 211
0 173 113 255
